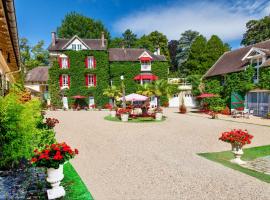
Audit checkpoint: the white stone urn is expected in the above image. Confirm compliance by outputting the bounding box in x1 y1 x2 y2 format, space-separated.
46 164 65 199
110 110 116 118
155 112 163 121
230 144 246 165
121 113 129 122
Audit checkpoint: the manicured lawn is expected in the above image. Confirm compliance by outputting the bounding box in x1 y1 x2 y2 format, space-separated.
104 115 166 123
62 162 93 200
198 145 270 183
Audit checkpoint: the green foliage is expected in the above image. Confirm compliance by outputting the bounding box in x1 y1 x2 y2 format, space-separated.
176 30 199 75
136 31 169 58
110 61 168 105
223 66 255 101
0 92 55 169
103 85 122 106
19 38 49 71
49 50 109 107
168 40 179 71
204 76 223 95
202 97 226 111
241 16 270 46
182 34 229 77
187 74 201 96
122 29 137 48
258 67 270 90
109 37 124 48
57 12 110 39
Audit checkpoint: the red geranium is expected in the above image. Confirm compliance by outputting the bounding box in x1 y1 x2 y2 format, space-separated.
219 129 253 147
30 142 78 169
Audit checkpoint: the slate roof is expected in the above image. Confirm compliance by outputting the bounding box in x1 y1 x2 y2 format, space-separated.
48 38 107 51
204 40 270 77
108 48 166 61
25 66 49 82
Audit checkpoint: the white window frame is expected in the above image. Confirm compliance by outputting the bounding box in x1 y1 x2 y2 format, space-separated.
62 57 68 69
62 74 69 88
88 74 94 87
77 44 82 50
87 56 94 69
72 44 76 50
140 61 151 71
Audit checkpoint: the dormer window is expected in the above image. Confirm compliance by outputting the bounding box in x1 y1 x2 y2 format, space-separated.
77 44 82 50
140 60 151 72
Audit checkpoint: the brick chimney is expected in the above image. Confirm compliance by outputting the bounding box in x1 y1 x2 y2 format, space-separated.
101 32 105 47
51 32 56 46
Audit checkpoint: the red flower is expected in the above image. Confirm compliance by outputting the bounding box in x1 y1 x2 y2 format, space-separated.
75 149 79 155
31 157 37 163
53 151 63 160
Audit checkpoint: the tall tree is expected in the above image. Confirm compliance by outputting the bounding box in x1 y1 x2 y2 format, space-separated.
168 40 179 71
57 12 110 39
136 31 169 57
19 38 49 71
109 37 124 48
184 35 208 76
241 16 270 46
205 35 230 67
122 29 137 48
176 30 199 75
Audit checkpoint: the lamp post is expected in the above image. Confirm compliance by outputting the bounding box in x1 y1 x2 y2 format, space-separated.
120 75 126 109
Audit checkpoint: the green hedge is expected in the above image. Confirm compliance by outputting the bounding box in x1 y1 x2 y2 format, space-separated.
49 50 109 107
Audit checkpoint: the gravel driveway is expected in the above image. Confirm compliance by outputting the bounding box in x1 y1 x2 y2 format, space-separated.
47 108 270 200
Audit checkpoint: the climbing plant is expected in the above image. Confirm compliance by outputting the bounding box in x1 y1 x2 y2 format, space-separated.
49 50 109 107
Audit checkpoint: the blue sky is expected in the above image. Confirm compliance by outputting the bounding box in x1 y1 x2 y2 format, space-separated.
15 0 270 50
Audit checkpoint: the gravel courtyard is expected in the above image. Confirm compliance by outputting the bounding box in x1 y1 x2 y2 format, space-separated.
47 109 270 200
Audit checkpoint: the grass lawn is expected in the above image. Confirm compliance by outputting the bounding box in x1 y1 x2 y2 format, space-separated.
104 115 166 123
61 162 93 200
198 145 270 183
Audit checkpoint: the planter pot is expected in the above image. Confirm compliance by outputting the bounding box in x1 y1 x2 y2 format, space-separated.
155 112 163 121
230 145 246 165
110 110 116 118
46 164 65 199
121 113 129 122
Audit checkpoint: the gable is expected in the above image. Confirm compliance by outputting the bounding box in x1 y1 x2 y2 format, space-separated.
138 51 152 60
65 38 89 50
242 47 266 61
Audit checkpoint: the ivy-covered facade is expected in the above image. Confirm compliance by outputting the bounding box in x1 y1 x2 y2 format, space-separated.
204 40 270 116
48 33 168 108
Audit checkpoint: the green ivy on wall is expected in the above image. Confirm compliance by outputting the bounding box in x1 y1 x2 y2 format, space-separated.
258 67 270 90
49 50 109 107
109 61 169 104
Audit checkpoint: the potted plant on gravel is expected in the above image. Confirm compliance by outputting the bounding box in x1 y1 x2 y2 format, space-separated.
219 129 253 165
179 97 187 114
118 108 130 122
31 143 78 199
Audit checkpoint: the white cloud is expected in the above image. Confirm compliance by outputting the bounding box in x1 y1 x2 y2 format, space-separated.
113 0 269 42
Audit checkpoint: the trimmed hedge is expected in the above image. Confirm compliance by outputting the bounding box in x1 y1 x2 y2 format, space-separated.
49 50 109 107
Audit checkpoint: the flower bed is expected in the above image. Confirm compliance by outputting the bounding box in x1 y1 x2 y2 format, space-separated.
104 115 165 123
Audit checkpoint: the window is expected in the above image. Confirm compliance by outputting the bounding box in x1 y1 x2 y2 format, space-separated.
62 75 69 87
77 44 82 50
141 61 151 71
88 74 94 86
72 44 76 50
87 56 94 69
62 57 68 69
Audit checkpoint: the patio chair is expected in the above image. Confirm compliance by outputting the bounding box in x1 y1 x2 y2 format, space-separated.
243 108 250 119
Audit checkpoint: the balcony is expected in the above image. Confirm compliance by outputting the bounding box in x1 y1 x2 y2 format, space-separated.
168 78 192 90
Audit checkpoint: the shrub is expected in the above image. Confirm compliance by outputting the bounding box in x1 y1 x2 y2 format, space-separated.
0 92 55 170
